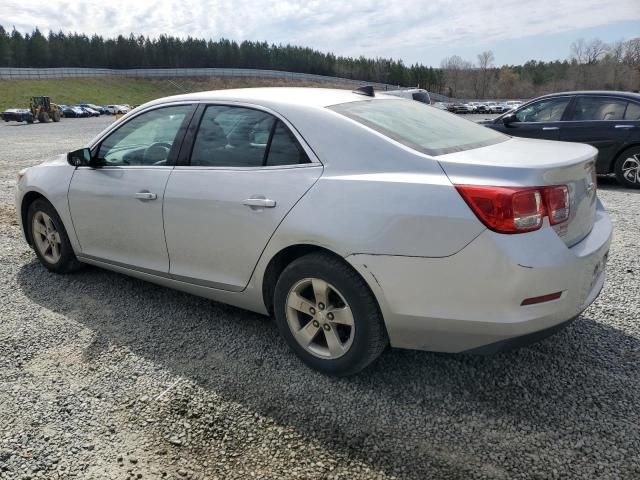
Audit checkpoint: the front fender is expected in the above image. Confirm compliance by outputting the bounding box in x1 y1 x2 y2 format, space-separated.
15 157 79 252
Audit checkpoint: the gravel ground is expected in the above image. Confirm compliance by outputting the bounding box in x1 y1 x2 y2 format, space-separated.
0 117 639 480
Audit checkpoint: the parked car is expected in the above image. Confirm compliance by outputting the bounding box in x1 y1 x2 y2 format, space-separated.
1 108 33 122
450 103 472 114
383 88 431 105
481 91 640 188
505 100 523 111
105 104 130 114
15 87 612 375
60 106 88 118
77 106 101 117
77 103 106 114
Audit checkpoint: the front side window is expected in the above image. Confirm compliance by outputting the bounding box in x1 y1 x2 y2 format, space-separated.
515 97 570 123
329 99 507 156
569 97 627 121
97 105 191 166
190 106 309 167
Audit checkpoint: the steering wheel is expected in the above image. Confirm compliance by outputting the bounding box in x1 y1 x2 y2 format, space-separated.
143 142 172 165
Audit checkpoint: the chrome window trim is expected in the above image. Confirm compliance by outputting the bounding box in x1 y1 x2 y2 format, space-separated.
91 99 323 166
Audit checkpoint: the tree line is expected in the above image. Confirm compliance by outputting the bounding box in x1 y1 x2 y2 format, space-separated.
0 26 444 92
441 38 640 99
0 27 638 99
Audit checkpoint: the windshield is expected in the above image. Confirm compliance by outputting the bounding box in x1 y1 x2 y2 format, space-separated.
329 99 507 156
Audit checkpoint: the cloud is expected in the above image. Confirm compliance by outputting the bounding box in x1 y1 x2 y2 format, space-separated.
3 0 639 64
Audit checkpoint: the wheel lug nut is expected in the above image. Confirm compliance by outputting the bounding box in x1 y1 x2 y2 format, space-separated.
318 303 325 310
309 307 316 315
312 320 320 328
327 313 334 320
323 324 330 331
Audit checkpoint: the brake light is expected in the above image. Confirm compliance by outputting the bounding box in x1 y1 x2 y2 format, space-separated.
542 186 570 225
456 185 570 234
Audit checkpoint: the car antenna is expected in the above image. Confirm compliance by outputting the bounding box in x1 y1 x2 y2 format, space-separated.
352 85 375 97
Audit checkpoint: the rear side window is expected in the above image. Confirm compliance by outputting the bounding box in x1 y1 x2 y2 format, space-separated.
570 97 627 121
625 102 640 120
329 99 506 156
190 105 309 167
515 97 570 122
266 121 310 166
412 92 430 104
191 106 274 167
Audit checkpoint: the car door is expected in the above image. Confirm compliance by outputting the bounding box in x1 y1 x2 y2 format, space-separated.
163 104 323 291
560 95 636 173
68 104 195 273
494 96 573 140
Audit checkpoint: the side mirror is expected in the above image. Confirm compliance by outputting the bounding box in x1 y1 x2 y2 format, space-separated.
67 148 91 167
67 148 104 168
502 113 517 126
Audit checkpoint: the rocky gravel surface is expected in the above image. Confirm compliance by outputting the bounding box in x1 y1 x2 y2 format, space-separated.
0 117 639 479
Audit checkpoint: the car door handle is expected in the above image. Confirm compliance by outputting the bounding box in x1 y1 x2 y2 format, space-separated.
614 124 634 129
243 198 276 208
134 191 157 201
542 127 559 131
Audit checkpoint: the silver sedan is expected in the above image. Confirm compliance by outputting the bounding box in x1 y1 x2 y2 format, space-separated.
15 87 612 375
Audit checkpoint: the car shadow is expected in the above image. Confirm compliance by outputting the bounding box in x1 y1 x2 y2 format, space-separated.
16 260 640 478
597 174 640 193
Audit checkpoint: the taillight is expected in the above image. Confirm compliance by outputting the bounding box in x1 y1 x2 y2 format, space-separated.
456 184 570 234
542 186 569 225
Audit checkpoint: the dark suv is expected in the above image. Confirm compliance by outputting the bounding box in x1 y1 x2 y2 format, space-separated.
481 91 640 188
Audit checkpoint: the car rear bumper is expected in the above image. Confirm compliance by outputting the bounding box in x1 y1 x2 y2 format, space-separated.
346 200 612 353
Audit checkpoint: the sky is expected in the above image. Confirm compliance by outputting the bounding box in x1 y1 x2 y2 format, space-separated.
2 0 640 67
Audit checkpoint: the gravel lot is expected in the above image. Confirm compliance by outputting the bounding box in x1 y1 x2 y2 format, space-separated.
1 117 639 480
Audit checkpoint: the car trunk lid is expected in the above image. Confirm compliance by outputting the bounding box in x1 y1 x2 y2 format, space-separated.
437 137 598 247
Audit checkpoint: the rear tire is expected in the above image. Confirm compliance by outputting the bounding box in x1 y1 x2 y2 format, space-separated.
273 252 388 376
38 112 50 123
27 199 83 274
614 146 640 189
52 111 61 122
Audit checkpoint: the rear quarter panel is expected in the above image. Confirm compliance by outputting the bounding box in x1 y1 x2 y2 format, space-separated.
255 106 486 260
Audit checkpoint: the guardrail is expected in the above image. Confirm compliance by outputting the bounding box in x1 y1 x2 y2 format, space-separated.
0 67 451 102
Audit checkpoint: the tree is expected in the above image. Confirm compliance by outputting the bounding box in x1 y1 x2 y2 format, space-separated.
477 50 494 98
0 26 10 67
440 55 471 97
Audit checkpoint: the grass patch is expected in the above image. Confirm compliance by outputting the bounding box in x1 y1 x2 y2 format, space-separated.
0 76 350 110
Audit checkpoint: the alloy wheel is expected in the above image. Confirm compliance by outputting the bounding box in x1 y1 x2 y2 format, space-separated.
32 211 62 264
285 278 355 359
621 154 640 184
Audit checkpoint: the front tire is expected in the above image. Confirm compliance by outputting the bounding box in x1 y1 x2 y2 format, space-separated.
273 252 388 376
614 147 640 189
27 199 83 273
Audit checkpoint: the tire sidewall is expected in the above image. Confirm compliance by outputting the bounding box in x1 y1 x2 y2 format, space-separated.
614 147 640 189
27 199 77 273
273 255 383 375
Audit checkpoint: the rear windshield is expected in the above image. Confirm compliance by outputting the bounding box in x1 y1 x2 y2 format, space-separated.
329 99 507 156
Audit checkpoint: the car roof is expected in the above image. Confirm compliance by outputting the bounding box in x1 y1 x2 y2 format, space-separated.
536 90 640 101
144 87 391 110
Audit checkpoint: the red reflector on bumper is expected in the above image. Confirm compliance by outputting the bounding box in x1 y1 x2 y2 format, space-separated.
521 291 563 306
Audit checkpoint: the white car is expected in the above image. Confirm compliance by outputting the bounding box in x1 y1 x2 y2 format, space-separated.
105 104 130 115
15 87 612 375
505 100 523 111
